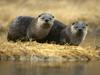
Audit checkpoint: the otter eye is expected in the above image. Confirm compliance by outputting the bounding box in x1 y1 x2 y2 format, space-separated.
49 18 52 20
83 26 85 29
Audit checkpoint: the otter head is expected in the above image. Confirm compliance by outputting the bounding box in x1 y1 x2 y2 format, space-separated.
37 13 55 29
71 21 88 36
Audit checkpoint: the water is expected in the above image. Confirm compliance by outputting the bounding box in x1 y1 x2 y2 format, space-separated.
0 61 100 75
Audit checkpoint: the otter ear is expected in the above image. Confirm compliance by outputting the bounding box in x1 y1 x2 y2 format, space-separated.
38 13 44 18
72 22 76 25
38 13 45 18
86 24 88 26
38 14 42 17
72 21 78 25
52 15 54 18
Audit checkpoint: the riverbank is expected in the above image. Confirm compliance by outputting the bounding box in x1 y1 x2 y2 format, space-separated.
0 40 100 62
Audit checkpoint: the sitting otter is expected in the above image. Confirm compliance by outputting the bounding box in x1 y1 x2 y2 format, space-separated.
7 13 55 42
59 21 88 46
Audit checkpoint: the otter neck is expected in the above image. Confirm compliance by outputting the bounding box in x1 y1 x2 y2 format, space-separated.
31 20 52 39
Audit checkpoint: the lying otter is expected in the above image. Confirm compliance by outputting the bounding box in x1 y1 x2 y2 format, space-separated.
7 13 55 42
59 21 88 46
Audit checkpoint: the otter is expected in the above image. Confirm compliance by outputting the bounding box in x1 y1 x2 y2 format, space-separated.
59 21 88 46
27 13 54 40
7 13 55 42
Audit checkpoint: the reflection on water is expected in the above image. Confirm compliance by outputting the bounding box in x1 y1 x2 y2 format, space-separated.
0 61 100 75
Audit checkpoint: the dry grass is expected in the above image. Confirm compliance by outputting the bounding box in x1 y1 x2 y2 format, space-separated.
0 0 100 62
0 41 100 62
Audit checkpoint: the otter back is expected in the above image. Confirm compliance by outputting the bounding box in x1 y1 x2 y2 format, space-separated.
7 16 34 41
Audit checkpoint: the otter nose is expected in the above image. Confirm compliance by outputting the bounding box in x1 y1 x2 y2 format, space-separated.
78 29 82 31
45 19 49 22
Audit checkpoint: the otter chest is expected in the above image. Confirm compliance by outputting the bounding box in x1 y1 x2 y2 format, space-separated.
70 34 84 45
34 27 50 39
